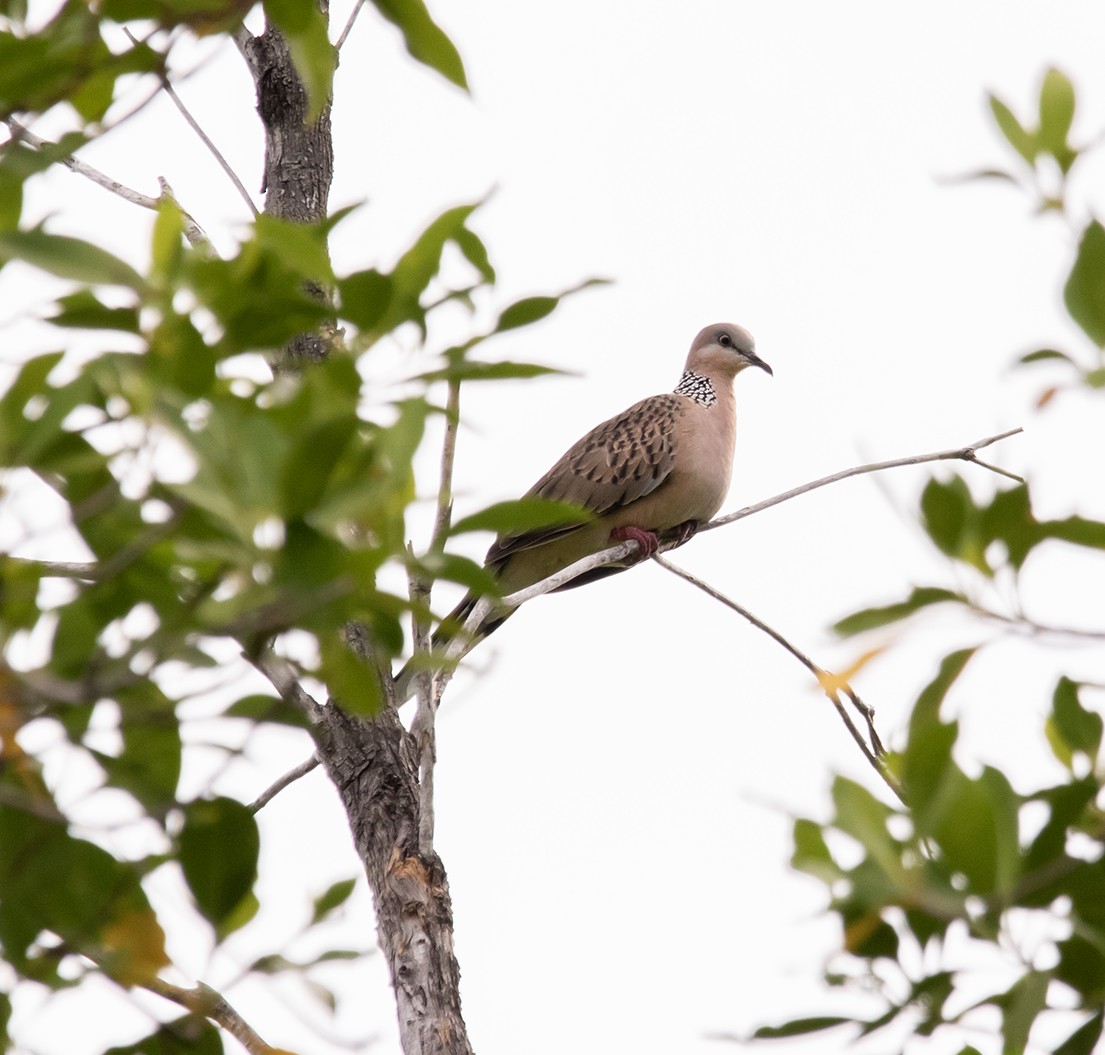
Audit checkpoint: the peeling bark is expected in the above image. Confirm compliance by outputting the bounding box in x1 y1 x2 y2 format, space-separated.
312 705 472 1055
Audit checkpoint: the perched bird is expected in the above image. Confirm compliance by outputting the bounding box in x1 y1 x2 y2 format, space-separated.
398 322 770 698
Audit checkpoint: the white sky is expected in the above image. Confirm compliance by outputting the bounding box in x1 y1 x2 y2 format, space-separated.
5 1 1105 1053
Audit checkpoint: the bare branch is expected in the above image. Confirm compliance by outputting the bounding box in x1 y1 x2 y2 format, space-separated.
7 119 158 209
707 427 1024 531
6 119 210 248
652 553 905 804
412 379 462 853
7 557 98 581
233 24 256 64
253 650 324 722
431 381 461 553
336 0 369 51
143 977 282 1055
156 178 210 247
250 754 320 812
123 27 259 217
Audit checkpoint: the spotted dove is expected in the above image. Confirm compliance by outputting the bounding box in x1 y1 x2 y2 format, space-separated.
398 322 770 698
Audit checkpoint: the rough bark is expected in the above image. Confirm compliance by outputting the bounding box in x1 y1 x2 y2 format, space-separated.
312 704 473 1055
243 15 335 363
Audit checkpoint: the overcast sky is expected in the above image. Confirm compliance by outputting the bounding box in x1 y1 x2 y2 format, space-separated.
6 2 1105 1053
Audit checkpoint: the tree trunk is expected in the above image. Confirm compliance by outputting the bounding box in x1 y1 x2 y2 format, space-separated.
240 15 474 1052
244 16 335 363
312 705 473 1055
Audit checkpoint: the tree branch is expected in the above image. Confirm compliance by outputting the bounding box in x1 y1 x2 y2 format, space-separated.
411 379 462 854
253 650 325 722
706 427 1024 531
5 120 210 248
142 977 283 1055
122 27 259 218
335 0 368 51
250 754 320 812
652 553 904 804
394 427 1026 705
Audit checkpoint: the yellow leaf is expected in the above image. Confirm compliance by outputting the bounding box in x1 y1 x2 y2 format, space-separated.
816 646 885 697
100 908 171 987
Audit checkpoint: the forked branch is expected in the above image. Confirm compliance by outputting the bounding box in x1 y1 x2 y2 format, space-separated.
6 120 210 248
143 977 285 1055
653 553 904 803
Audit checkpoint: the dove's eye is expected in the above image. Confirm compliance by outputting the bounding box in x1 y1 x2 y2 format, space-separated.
718 333 732 347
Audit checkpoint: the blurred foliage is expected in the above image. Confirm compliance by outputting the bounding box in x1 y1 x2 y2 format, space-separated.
0 0 588 1050
755 70 1105 1055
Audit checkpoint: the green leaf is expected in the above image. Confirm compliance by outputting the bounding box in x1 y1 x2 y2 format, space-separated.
989 94 1037 165
179 797 259 930
104 1016 223 1055
1038 68 1077 172
49 290 140 332
151 198 185 282
921 476 989 573
454 226 495 284
262 0 335 120
1054 1012 1104 1055
1016 347 1076 366
382 203 484 333
255 214 334 284
310 877 357 924
493 279 608 333
223 693 310 728
830 778 904 884
495 295 560 332
1065 220 1105 347
280 414 358 519
338 268 393 331
791 817 840 884
998 971 1048 1054
0 228 144 288
319 632 384 715
1048 677 1102 769
94 705 182 819
902 649 975 815
149 312 217 397
370 0 468 90
752 1016 850 1039
450 497 591 537
410 551 500 596
416 359 560 384
1057 934 1105 1003
0 3 159 121
832 586 963 636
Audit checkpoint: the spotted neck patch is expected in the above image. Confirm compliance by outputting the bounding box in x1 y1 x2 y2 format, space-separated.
674 369 717 407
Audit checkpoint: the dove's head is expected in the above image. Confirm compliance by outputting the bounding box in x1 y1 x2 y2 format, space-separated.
686 323 772 381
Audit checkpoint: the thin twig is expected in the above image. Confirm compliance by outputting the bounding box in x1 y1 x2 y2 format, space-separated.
707 427 1024 531
652 553 905 805
250 754 320 812
413 380 463 854
336 0 368 51
430 381 461 553
5 119 210 248
7 119 158 209
123 27 258 217
143 978 282 1055
7 558 98 580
